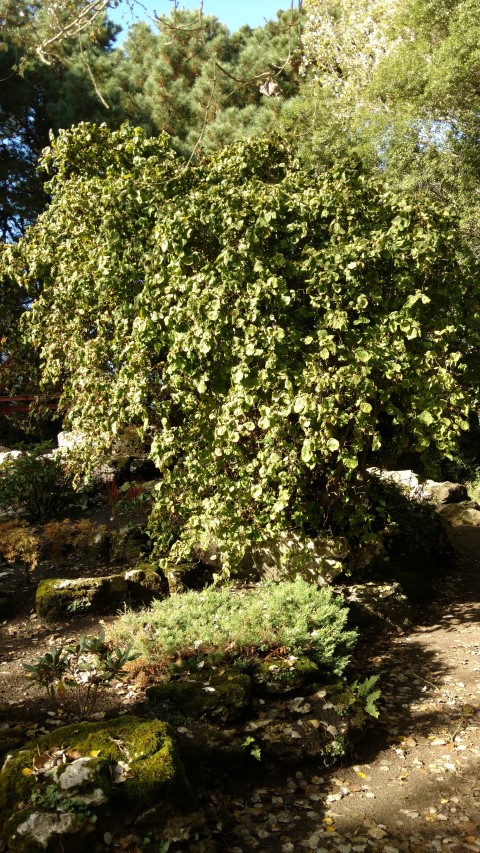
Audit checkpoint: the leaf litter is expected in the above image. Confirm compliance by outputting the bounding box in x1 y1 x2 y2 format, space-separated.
208 528 480 852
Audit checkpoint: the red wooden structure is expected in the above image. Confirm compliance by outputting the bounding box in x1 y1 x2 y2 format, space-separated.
0 352 60 414
0 395 60 414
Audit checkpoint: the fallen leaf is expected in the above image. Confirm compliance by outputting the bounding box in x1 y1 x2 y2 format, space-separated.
368 827 388 839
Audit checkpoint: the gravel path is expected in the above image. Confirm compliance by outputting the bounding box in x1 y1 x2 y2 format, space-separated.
210 526 480 853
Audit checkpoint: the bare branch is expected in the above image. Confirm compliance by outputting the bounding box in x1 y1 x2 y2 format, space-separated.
35 0 113 65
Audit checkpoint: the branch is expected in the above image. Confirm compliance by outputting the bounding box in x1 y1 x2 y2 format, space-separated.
35 0 113 65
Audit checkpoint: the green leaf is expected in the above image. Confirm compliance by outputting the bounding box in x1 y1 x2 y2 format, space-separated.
417 410 434 426
355 349 371 364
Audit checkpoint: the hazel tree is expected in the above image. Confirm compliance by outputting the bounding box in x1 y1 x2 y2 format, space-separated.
5 123 480 572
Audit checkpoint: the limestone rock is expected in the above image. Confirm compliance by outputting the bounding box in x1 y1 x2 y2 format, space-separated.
192 533 349 584
243 682 369 763
15 810 90 852
147 672 252 722
251 533 349 584
36 566 167 621
367 468 468 504
340 581 412 632
422 481 468 504
110 524 152 562
0 716 194 852
252 656 319 694
0 449 23 467
163 560 215 593
437 500 480 526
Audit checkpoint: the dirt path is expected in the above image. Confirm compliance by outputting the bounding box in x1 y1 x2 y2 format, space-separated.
210 527 480 853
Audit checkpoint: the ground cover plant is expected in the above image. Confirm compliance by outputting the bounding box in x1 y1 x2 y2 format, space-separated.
109 578 357 676
22 631 140 719
5 123 479 579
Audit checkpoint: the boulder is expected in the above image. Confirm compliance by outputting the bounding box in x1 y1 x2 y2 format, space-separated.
163 560 215 593
56 431 85 453
36 566 167 621
110 524 152 562
437 500 480 526
422 481 469 505
0 730 23 761
252 656 320 694
0 449 23 467
242 681 372 763
367 468 468 504
147 672 252 723
0 716 194 853
146 670 375 770
340 581 412 632
193 533 350 584
251 533 350 584
56 432 117 483
124 564 169 602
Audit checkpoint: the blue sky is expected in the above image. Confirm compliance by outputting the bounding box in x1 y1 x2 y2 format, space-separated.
110 1 291 36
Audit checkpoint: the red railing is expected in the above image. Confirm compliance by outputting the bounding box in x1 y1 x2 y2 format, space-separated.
0 395 60 414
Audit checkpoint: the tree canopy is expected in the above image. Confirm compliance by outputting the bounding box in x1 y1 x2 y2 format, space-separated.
6 123 479 571
301 0 480 251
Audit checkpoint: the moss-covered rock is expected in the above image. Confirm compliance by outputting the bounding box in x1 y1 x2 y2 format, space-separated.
0 716 193 852
0 730 23 761
147 672 252 722
437 499 480 526
36 567 168 621
252 656 319 694
243 681 372 763
174 721 257 782
35 575 126 621
124 563 169 603
163 560 215 593
110 524 152 562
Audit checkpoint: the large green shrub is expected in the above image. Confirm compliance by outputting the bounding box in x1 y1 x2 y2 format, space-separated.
6 124 480 570
0 444 72 521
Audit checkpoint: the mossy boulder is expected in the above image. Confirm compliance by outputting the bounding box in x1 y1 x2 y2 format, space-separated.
110 524 152 562
437 500 480 526
174 721 257 782
252 656 319 694
35 575 125 620
0 716 193 852
163 560 215 593
147 672 252 722
36 567 168 621
124 564 169 603
0 729 23 761
243 681 372 763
